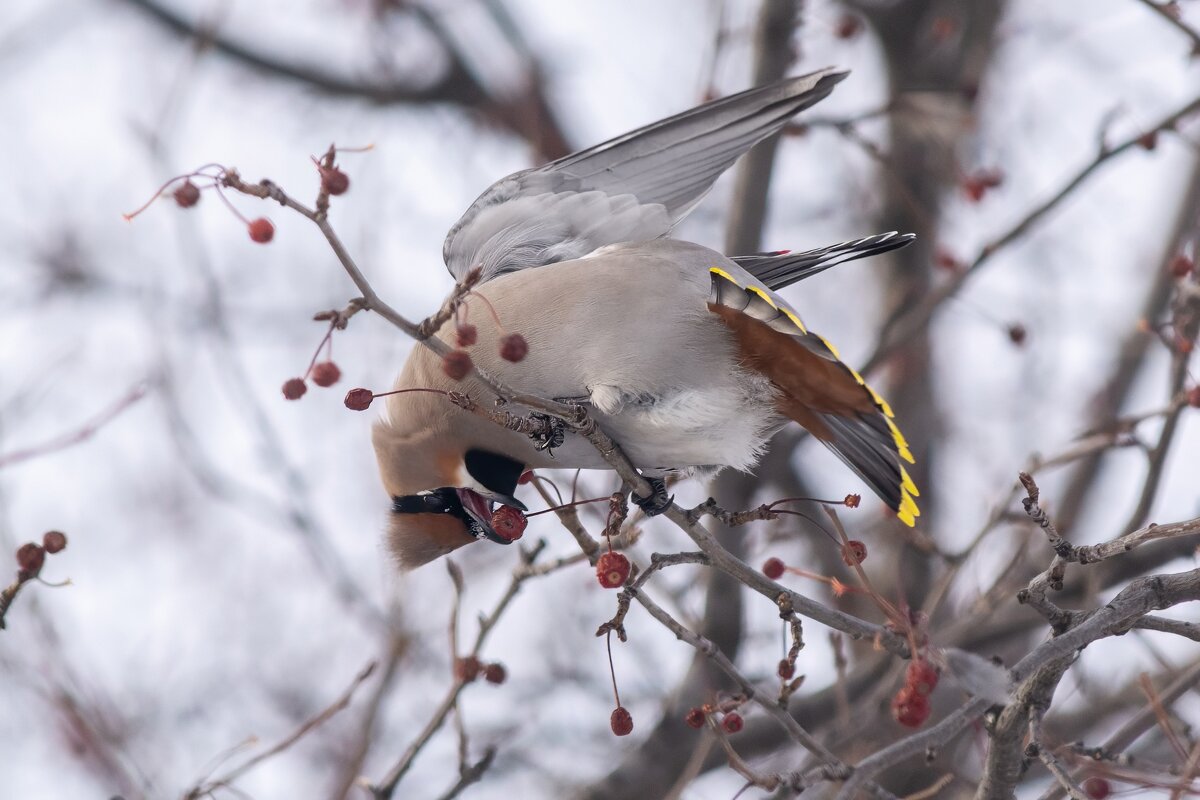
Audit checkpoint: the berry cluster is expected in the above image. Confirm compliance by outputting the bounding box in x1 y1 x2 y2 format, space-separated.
891 655 940 728
453 655 507 685
282 321 344 401
14 531 68 581
440 299 530 383
683 698 746 735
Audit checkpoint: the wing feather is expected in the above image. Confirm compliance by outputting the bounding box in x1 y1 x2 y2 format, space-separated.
443 68 848 283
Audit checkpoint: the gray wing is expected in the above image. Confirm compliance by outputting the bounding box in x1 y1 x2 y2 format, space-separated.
443 68 848 284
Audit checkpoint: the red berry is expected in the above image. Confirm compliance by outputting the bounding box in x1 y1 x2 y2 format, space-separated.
1008 324 1027 346
454 655 482 683
311 361 341 388
344 388 373 411
906 658 940 696
173 180 200 208
456 323 478 348
320 166 350 196
490 506 527 541
721 712 744 734
1170 254 1194 278
42 531 67 554
499 333 528 362
610 706 634 736
777 659 795 680
1083 777 1111 799
891 686 931 728
762 557 785 581
248 218 274 243
1188 386 1200 408
442 350 473 381
962 177 987 203
484 663 507 685
841 540 868 567
596 552 631 589
844 494 861 508
684 708 705 729
517 470 534 485
282 378 307 400
16 543 44 577
834 13 863 39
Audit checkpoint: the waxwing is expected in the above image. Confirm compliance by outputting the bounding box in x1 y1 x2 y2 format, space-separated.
372 67 919 568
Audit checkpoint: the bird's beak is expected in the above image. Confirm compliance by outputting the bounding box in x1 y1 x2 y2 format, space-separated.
455 488 527 545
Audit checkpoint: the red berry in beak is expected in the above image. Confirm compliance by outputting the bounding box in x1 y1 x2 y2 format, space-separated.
490 506 527 541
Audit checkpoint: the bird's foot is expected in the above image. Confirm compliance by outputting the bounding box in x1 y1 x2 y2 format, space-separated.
631 477 673 517
527 412 566 457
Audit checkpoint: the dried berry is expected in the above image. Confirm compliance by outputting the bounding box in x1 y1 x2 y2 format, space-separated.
1170 254 1194 278
16 543 44 577
484 662 507 685
684 708 706 729
891 686 931 728
834 13 863 39
499 333 528 363
454 655 482 683
1139 131 1159 151
1008 324 1027 346
455 323 478 348
311 361 341 388
282 378 307 400
844 493 860 508
42 531 67 554
320 166 350 196
442 350 473 381
762 557 786 581
906 658 940 696
610 706 634 736
490 506 527 542
173 180 201 208
721 712 744 734
841 540 868 566
596 551 630 589
777 659 795 680
344 388 373 411
248 218 274 244
1083 777 1111 799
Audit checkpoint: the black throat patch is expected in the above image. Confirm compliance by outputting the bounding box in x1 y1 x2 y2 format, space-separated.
463 449 524 496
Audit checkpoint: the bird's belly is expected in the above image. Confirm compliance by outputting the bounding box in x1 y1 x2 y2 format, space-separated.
527 382 782 473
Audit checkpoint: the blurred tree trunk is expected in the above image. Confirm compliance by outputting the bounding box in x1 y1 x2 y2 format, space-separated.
573 2 804 797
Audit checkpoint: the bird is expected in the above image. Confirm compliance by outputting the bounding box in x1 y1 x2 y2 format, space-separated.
372 67 920 568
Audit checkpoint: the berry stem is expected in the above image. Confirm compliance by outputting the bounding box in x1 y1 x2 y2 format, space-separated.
524 496 611 517
303 322 338 380
605 631 622 709
466 291 506 333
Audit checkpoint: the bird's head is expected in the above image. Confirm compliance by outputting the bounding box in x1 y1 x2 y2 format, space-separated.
372 417 527 569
